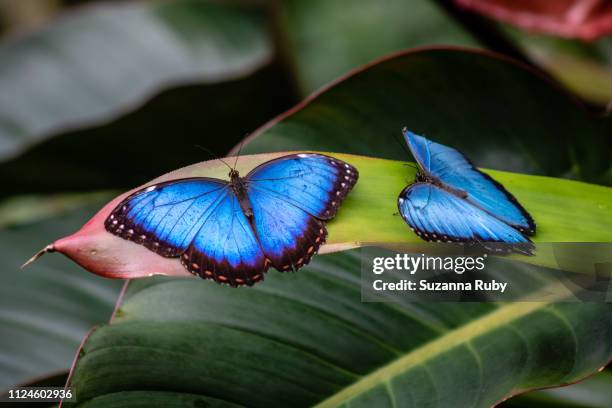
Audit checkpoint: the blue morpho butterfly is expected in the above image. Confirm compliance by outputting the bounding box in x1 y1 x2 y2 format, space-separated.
397 129 536 255
105 153 358 286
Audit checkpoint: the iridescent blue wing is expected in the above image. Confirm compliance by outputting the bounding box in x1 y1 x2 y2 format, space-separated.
403 129 535 235
245 153 358 271
183 190 267 286
398 183 533 255
247 186 325 271
105 178 228 256
105 178 267 286
247 153 358 219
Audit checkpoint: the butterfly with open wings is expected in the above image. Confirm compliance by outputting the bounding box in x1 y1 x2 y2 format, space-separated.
105 153 358 286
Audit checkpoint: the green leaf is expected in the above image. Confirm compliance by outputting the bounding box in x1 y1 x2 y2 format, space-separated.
0 69 297 197
0 198 122 388
0 0 270 161
40 152 611 281
277 0 478 92
0 191 113 229
314 154 612 247
64 255 612 407
0 0 297 198
505 370 612 408
504 29 612 105
244 48 612 184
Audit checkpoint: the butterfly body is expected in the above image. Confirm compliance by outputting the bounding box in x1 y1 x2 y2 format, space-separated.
105 153 358 286
228 169 254 219
415 170 468 199
398 129 535 254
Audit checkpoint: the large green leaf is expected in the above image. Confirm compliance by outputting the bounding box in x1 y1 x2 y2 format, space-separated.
34 152 611 282
505 30 612 105
53 368 612 408
277 0 478 92
64 254 612 407
0 198 122 389
243 48 611 183
0 68 295 197
0 0 295 197
0 0 269 160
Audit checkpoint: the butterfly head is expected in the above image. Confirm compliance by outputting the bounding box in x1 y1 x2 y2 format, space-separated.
229 169 240 181
415 169 428 183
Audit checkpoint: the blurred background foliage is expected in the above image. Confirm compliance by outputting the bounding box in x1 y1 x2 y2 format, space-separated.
0 0 610 406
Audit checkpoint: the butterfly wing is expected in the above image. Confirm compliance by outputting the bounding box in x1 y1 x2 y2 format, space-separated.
105 178 267 286
246 153 358 219
247 186 326 271
245 153 358 271
183 190 267 286
105 178 228 257
398 182 533 254
403 129 535 235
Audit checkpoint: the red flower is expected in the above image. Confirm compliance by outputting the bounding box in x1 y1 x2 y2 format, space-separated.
454 0 612 41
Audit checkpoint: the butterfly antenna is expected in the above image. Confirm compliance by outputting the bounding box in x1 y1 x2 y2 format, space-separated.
194 145 233 171
21 244 55 269
232 138 247 170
